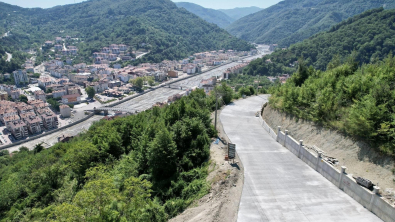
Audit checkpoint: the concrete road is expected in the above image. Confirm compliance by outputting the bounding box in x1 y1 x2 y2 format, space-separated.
220 96 381 222
6 52 12 62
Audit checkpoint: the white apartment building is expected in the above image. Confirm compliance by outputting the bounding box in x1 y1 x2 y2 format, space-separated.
13 70 29 86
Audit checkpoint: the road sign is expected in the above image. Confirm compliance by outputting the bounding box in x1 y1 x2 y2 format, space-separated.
228 143 236 159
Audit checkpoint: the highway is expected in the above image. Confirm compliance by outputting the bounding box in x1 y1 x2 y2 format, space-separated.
220 96 381 222
114 45 269 111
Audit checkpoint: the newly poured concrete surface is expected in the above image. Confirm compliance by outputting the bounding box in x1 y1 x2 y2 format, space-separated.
220 95 382 222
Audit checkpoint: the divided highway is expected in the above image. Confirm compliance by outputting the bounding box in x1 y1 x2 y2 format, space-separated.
220 96 381 222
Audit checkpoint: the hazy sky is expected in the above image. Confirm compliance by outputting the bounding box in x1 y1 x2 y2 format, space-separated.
1 0 282 9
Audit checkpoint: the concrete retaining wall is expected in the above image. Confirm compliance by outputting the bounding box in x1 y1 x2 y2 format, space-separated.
259 107 395 222
0 113 95 151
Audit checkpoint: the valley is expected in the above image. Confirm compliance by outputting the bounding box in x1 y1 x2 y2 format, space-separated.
1 0 395 221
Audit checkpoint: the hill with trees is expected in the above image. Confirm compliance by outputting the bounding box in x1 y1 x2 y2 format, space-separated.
0 0 252 65
175 2 234 28
218 6 262 21
242 8 395 77
0 89 226 221
269 55 395 156
226 0 395 47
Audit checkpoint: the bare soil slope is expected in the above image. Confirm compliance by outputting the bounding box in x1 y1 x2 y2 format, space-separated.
263 105 395 204
170 110 244 222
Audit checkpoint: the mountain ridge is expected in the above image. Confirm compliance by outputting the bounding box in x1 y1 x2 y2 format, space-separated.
0 0 252 64
218 6 262 20
175 2 234 28
226 0 395 47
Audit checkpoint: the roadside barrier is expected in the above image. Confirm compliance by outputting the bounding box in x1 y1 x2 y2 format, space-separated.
259 103 395 222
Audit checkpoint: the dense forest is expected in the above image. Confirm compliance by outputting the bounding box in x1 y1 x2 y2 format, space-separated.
226 0 395 47
0 45 27 75
0 87 241 221
243 8 395 77
0 0 253 65
269 55 395 155
175 2 234 28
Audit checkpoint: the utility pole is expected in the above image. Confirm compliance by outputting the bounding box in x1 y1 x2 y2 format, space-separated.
215 89 218 131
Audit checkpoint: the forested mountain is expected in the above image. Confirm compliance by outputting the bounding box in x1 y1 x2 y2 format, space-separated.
242 8 395 77
226 0 395 47
218 6 262 20
0 0 252 64
175 2 234 28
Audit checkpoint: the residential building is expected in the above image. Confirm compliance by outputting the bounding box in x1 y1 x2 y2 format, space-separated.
69 74 90 85
16 104 35 114
53 89 67 98
10 90 21 100
199 77 217 94
0 91 8 100
62 94 81 104
108 81 122 88
26 116 44 134
55 45 63 51
38 108 58 129
38 77 54 89
67 86 80 95
45 41 53 47
34 90 46 102
13 70 29 86
60 105 71 118
4 115 21 128
9 120 29 140
167 71 178 78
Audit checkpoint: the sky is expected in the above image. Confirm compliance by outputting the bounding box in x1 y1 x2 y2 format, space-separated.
1 0 282 9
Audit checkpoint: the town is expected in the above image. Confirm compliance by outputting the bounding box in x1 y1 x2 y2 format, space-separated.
0 36 262 147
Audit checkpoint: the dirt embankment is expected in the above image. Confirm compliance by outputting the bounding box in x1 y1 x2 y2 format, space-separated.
263 105 395 199
170 110 244 222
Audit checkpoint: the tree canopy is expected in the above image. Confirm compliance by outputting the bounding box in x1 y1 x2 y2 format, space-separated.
226 0 395 47
0 89 223 221
270 55 395 155
0 0 253 66
85 86 96 99
243 8 395 77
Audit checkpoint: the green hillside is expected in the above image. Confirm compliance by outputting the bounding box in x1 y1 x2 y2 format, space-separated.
0 89 222 221
0 0 252 64
270 55 395 155
219 6 262 20
226 0 395 47
242 8 395 77
175 2 234 28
